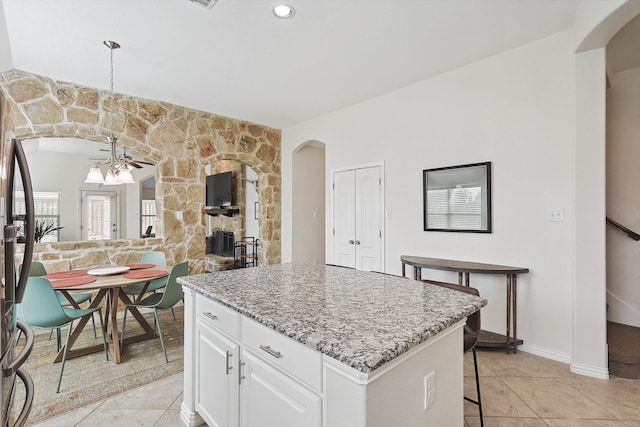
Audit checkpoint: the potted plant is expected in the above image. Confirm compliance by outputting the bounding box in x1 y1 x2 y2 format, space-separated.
33 219 64 243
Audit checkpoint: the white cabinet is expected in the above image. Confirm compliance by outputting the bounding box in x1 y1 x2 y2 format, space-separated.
241 350 321 427
195 320 239 427
188 292 321 427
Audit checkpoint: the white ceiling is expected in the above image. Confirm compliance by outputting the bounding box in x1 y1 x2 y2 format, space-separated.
2 0 581 129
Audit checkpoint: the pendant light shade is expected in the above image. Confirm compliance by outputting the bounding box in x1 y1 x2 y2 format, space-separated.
118 167 135 184
85 40 136 186
85 165 105 184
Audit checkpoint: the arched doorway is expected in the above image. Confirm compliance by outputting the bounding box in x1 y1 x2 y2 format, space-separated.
292 141 326 265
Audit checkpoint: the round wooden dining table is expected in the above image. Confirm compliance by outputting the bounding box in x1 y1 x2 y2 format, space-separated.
44 264 172 364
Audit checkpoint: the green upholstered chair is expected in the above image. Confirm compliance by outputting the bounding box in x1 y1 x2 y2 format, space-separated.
122 251 174 318
28 261 97 338
120 261 188 363
16 277 109 393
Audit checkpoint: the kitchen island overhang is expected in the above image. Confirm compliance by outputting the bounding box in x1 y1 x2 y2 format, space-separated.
179 263 487 426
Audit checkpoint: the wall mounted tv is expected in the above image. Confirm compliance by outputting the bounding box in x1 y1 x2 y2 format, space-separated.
206 171 233 207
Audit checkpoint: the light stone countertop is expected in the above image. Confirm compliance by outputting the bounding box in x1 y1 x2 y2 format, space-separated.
178 263 487 373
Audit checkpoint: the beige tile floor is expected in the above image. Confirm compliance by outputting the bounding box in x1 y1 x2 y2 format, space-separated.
464 349 640 426
30 348 640 426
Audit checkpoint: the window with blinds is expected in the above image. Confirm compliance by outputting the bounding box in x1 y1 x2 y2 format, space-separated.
426 186 483 230
14 190 62 242
423 162 491 232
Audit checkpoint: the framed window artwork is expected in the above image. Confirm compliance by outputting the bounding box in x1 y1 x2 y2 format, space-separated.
423 162 492 233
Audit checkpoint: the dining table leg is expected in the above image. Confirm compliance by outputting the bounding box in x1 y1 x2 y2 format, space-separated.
54 288 108 363
110 287 122 363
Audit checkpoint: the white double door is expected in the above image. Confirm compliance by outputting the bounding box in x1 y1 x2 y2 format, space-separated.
332 165 383 271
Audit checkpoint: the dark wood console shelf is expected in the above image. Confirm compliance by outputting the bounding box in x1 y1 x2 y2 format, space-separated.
205 207 240 217
401 255 529 354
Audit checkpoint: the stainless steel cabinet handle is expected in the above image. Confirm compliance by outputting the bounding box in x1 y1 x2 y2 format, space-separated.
225 350 233 375
259 345 282 359
348 240 355 244
239 360 246 384
203 312 218 321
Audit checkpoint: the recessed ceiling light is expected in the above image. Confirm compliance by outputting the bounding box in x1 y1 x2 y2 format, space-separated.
272 4 295 19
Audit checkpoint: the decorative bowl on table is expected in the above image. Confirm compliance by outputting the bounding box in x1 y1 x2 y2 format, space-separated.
87 266 131 276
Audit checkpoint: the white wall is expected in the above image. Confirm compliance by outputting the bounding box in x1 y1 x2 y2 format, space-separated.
606 66 640 328
283 30 574 359
0 2 12 72
22 148 153 241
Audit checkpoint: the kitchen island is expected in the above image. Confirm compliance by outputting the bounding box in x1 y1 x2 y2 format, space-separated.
178 264 487 427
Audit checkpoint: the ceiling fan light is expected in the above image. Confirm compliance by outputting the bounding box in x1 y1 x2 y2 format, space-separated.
103 169 120 186
118 167 135 184
85 165 105 184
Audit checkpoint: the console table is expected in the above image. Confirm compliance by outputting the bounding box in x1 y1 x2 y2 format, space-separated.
401 255 529 353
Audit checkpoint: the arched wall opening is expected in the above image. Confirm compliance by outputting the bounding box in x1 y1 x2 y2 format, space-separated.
0 70 282 273
291 140 326 265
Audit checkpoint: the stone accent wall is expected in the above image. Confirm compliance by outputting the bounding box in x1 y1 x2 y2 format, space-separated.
15 238 168 273
0 69 281 273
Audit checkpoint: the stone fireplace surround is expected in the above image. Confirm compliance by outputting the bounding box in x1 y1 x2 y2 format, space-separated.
0 69 281 274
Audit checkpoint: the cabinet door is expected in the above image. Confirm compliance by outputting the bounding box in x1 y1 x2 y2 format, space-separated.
240 350 321 427
196 320 239 427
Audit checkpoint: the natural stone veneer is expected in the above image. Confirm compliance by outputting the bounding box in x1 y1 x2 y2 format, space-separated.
0 70 281 273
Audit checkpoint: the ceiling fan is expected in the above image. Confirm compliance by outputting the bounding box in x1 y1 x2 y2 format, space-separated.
92 140 155 169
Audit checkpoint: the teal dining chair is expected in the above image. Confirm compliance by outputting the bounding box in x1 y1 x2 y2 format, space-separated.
120 261 188 363
16 277 109 393
28 261 97 338
122 251 174 319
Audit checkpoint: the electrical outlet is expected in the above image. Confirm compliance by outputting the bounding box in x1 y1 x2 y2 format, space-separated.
424 371 436 409
546 208 564 222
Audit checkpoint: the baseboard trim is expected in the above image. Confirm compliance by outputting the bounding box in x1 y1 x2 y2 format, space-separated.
518 343 609 379
518 343 570 364
570 361 609 379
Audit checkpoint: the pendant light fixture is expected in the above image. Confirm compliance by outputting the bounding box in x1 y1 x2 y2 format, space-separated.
85 40 135 185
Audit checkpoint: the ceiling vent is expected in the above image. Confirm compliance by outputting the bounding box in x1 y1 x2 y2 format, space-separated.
190 0 218 9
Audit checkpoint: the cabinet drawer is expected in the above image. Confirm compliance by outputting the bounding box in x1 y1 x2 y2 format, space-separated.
242 317 322 392
196 295 240 341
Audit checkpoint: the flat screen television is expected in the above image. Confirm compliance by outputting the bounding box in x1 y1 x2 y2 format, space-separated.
206 171 233 207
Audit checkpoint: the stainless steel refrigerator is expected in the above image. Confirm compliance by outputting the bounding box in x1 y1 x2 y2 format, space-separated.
0 126 36 425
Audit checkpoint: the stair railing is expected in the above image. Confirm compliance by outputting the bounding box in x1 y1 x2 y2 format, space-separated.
606 217 640 241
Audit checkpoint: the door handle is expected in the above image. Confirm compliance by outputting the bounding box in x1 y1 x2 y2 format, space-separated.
348 240 355 245
355 240 361 245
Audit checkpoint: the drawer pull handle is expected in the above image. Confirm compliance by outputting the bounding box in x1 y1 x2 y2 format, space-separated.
259 345 282 359
225 350 233 375
203 312 218 321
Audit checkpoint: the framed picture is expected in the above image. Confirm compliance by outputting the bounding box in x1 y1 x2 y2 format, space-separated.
423 162 492 233
254 201 260 219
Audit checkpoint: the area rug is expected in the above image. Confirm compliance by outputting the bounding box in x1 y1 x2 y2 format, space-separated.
12 305 184 426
